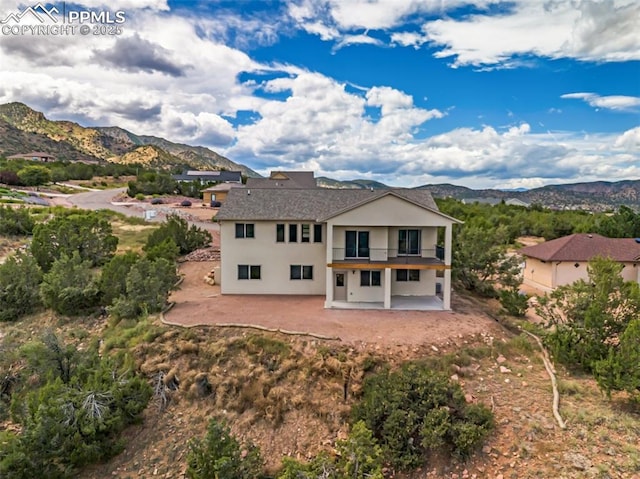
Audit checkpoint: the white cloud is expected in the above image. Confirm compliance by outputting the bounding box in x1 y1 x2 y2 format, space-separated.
333 33 383 52
614 127 640 151
419 0 640 67
561 92 640 111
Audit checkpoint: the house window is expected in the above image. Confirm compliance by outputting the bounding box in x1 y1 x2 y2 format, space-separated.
235 223 255 238
346 230 370 258
290 265 313 280
398 229 420 255
276 224 285 243
396 269 420 282
238 265 261 280
289 224 298 242
360 270 381 286
314 224 322 243
301 224 310 243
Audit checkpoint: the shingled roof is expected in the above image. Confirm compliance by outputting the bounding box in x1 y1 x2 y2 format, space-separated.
520 233 640 262
216 188 458 222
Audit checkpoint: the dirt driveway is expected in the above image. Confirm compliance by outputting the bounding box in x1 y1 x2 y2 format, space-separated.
165 261 507 348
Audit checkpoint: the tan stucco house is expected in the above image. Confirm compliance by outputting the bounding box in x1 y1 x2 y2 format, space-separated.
520 233 640 291
202 182 245 205
216 186 462 310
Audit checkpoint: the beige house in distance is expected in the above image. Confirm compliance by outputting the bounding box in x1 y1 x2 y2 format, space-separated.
520 233 640 291
216 185 461 310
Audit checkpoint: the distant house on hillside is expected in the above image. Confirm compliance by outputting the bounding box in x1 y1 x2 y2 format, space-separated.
172 170 242 183
462 197 530 207
520 233 640 291
7 151 56 162
246 171 318 189
201 182 245 206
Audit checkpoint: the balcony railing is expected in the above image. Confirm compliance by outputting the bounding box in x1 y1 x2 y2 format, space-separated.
332 247 445 264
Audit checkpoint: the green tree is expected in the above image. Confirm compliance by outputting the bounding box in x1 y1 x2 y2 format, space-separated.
594 319 640 397
352 363 493 469
186 419 264 479
40 252 100 316
109 257 178 319
0 206 34 236
98 252 139 305
17 165 51 187
0 252 42 322
31 212 118 271
144 214 211 256
452 225 518 297
2 336 151 478
537 257 640 396
595 205 640 238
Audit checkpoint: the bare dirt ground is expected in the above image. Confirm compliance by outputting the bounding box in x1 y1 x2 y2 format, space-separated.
165 261 507 349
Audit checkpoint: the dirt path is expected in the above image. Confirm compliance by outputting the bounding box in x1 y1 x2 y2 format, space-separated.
165 261 506 348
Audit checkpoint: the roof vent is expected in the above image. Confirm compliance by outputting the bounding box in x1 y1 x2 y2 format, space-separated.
247 189 251 195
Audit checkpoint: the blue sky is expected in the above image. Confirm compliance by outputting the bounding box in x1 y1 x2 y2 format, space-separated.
0 0 638 188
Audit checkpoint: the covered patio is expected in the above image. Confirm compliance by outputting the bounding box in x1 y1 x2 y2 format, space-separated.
329 295 444 311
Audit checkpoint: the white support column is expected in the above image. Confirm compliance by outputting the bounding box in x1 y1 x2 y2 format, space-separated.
443 269 451 310
443 224 453 310
325 267 333 308
384 267 391 309
324 223 333 308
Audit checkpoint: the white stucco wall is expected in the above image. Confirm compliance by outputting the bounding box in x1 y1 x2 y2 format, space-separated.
220 220 326 294
391 269 436 295
346 270 385 302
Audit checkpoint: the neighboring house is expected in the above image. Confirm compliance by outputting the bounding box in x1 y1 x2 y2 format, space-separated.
245 171 318 189
7 151 56 162
201 182 245 205
520 233 640 291
216 187 462 310
172 170 242 183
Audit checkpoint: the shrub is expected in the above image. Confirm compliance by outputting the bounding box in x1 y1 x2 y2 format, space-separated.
135 193 145 201
1 334 152 478
17 165 51 187
144 214 211 256
99 252 139 306
186 419 264 479
109 257 178 319
31 212 118 271
352 363 494 469
0 206 34 236
0 252 42 322
181 199 192 207
499 289 529 317
276 421 383 479
40 252 100 316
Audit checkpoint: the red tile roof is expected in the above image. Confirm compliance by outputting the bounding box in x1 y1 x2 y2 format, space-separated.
520 233 640 262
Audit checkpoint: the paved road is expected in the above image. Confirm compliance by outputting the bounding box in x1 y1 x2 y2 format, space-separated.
68 188 220 233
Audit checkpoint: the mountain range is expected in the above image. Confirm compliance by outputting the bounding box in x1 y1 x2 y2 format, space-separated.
0 102 258 177
1 102 638 210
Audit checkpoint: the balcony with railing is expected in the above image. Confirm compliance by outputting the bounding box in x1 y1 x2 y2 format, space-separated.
330 247 445 266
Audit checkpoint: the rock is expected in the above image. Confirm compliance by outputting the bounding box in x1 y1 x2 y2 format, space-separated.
451 374 460 382
431 345 439 352
564 452 591 471
500 366 512 374
496 355 507 364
